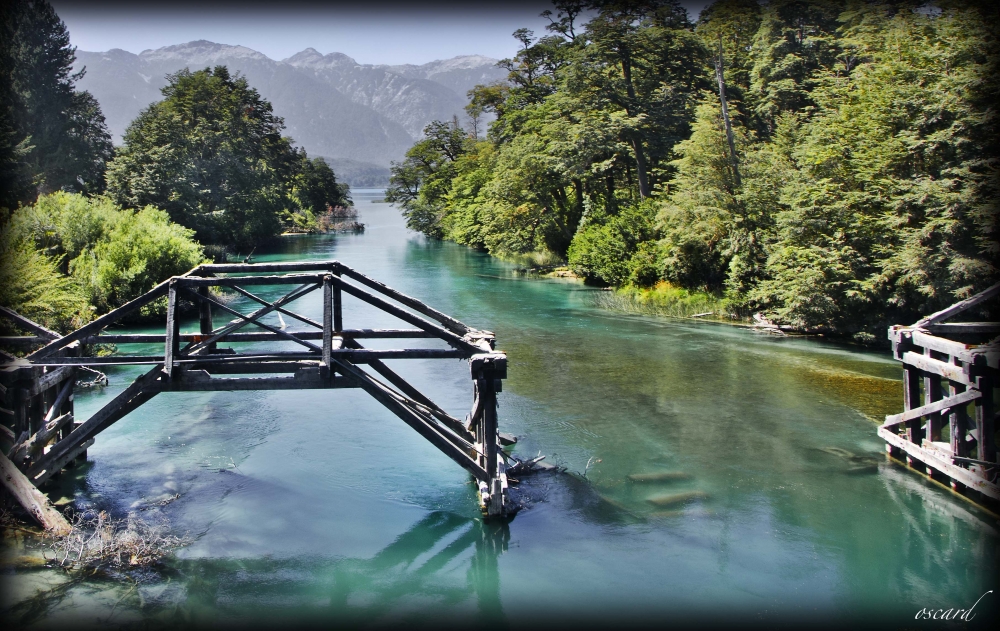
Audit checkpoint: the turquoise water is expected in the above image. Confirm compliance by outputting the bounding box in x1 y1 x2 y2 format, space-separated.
3 190 997 628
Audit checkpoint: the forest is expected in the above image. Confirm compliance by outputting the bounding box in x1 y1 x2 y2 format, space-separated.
387 0 999 342
0 1 349 332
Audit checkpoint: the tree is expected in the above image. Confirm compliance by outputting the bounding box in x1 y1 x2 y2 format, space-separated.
0 0 113 205
106 66 298 247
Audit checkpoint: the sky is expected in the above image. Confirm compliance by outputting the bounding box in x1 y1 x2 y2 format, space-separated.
52 1 710 66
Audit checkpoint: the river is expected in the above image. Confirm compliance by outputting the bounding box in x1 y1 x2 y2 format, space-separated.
3 190 997 628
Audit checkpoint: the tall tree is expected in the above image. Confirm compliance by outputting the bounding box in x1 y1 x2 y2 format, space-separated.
106 66 299 247
0 0 112 204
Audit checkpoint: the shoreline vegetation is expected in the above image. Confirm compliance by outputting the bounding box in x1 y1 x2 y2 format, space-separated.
387 0 999 346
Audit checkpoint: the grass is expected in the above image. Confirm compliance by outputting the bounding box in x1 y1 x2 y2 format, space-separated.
593 282 736 320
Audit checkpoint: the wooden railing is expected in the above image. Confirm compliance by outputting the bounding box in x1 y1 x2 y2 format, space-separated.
880 283 999 501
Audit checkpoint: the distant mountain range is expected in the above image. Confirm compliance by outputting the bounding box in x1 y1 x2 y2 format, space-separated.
72 40 507 184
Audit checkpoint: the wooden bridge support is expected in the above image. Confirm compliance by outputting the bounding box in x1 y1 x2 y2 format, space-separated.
1 261 515 524
880 283 999 503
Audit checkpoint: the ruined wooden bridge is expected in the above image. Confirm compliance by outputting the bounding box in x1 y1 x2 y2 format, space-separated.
881 282 999 504
1 261 517 527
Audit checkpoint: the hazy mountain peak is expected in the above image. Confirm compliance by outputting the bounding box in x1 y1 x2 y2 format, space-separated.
139 40 269 65
284 49 358 69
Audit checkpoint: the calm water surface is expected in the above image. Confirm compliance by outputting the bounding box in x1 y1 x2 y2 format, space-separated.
4 190 997 627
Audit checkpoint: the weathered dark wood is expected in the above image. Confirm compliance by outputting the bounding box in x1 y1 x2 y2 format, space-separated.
335 265 470 335
331 276 481 354
27 280 170 360
882 388 981 428
0 451 72 534
32 438 95 486
923 350 945 442
79 329 434 345
157 371 356 392
27 367 163 480
879 426 998 499
333 286 343 332
227 284 323 330
901 351 971 385
179 273 327 287
181 283 320 354
915 282 1000 326
31 348 469 366
478 377 499 485
195 261 336 274
344 339 471 439
949 381 970 459
333 359 488 482
974 374 995 464
9 413 73 463
0 336 47 347
164 282 180 378
903 366 922 445
0 306 61 339
323 276 333 373
927 322 1000 335
31 366 75 396
197 286 215 352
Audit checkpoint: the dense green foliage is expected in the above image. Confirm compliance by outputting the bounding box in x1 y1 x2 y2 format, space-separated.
106 66 350 247
388 0 998 339
1 193 205 330
0 0 113 208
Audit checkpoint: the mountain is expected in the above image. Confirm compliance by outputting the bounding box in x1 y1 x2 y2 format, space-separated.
72 41 507 175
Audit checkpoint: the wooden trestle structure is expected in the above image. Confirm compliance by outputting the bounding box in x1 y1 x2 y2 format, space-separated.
880 282 999 504
1 261 514 524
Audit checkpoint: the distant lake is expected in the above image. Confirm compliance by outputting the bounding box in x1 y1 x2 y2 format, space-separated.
4 189 996 628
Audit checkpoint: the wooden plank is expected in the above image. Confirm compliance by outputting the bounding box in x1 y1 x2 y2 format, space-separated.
923 351 945 441
30 366 75 396
80 329 433 344
879 427 999 499
197 286 215 352
0 451 72 534
335 265 470 335
195 261 336 274
32 439 95 486
949 382 970 458
926 322 1000 335
322 276 333 372
31 348 468 367
9 413 74 463
42 376 74 424
27 367 163 479
901 351 971 385
179 273 327 287
185 287 322 352
158 373 356 392
915 282 1000 326
333 286 343 332
180 283 320 354
903 366 922 445
0 306 61 339
330 276 482 354
974 375 995 464
343 339 471 439
883 389 981 427
332 359 488 481
27 280 170 360
227 284 323 330
164 282 179 378
910 330 976 363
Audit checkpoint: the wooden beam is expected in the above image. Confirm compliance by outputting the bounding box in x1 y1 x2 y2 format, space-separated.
883 388 981 427
182 287 322 353
901 351 971 385
164 282 179 378
879 427 998 499
0 451 72 534
0 306 60 339
910 330 976 363
27 280 170 360
926 322 1000 335
8 413 74 463
331 276 481 354
196 261 337 274
915 282 1000 326
179 273 327 287
181 283 320 354
333 359 488 481
157 371 357 392
30 348 469 366
323 276 333 373
31 439 95 486
31 366 75 396
335 265 470 335
78 329 434 344
227 284 323 330
27 367 163 480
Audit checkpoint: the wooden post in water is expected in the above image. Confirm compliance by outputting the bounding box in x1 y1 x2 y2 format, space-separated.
164 280 180 379
198 285 214 352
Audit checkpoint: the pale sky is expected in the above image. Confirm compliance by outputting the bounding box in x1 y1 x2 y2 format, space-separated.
52 1 710 66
